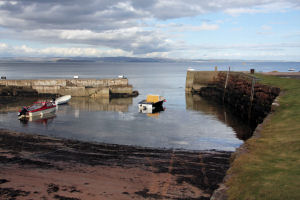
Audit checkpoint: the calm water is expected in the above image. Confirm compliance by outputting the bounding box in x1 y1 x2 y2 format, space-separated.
0 61 298 151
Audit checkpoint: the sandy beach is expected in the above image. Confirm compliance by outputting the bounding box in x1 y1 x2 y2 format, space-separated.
0 129 231 200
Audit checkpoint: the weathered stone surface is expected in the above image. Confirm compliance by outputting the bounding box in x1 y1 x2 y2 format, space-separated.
210 184 228 200
89 88 110 98
186 71 218 92
0 86 38 97
0 78 134 98
187 71 280 129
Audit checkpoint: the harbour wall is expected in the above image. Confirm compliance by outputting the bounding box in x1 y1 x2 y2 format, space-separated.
187 71 281 200
185 71 218 92
0 78 135 98
186 71 280 128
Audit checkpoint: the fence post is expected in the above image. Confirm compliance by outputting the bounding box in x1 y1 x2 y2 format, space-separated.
248 77 256 120
223 66 230 103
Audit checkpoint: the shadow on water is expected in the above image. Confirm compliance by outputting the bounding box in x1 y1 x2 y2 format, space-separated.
185 94 254 140
0 97 39 113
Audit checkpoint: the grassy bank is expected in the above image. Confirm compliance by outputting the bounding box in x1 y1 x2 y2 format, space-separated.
226 74 300 200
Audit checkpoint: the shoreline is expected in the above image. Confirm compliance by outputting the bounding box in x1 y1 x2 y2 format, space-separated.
0 128 231 200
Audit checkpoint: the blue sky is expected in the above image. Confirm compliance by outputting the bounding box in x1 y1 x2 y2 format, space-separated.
0 0 299 61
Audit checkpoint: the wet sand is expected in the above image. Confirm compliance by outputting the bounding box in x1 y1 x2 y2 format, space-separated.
0 129 231 200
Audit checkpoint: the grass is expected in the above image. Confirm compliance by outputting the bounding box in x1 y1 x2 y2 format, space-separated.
226 74 300 200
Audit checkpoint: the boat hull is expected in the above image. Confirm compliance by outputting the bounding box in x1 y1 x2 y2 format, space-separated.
138 100 164 113
18 101 56 119
28 107 56 117
55 95 71 105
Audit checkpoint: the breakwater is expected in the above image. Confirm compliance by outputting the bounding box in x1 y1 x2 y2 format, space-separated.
186 71 280 130
0 78 137 98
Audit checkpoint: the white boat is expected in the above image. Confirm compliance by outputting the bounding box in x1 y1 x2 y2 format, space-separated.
288 68 295 72
118 75 126 78
55 95 71 105
187 67 195 71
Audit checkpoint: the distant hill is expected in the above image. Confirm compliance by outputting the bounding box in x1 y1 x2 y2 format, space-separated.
0 56 178 63
0 56 293 63
55 57 178 63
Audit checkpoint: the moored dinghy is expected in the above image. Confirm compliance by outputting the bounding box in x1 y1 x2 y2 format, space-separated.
138 94 166 113
288 68 296 72
18 101 56 119
55 95 71 105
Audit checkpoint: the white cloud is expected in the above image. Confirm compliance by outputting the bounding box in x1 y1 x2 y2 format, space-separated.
257 25 273 35
0 43 8 50
39 47 132 57
225 8 262 16
59 27 141 40
197 22 219 31
0 0 299 59
0 42 299 61
0 43 132 57
261 25 272 31
157 22 219 32
15 45 35 54
224 1 297 16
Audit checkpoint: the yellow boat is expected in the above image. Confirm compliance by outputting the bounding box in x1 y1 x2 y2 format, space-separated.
138 95 166 113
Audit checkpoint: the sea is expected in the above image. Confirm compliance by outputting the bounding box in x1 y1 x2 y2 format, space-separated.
0 60 299 151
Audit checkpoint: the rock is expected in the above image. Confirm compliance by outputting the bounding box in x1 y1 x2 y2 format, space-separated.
195 72 280 132
210 184 228 200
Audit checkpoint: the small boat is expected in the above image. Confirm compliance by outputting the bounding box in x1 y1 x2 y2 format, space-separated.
138 95 166 113
187 67 195 71
288 68 296 72
118 75 126 78
55 95 71 105
18 101 56 119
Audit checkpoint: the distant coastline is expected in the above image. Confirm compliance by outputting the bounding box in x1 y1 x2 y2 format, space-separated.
0 56 299 63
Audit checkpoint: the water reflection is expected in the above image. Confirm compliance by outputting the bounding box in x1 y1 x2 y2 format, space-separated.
19 112 56 126
138 104 165 118
68 97 133 112
146 107 165 118
185 94 254 140
0 96 133 123
0 95 244 151
0 97 38 113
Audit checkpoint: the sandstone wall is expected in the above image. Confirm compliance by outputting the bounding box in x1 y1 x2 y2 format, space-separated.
185 71 218 92
0 78 133 97
186 71 280 128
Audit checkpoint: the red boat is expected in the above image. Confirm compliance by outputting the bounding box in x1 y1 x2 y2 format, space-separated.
18 101 56 119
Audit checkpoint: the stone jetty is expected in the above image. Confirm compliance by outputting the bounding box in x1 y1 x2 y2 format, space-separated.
186 71 280 128
0 78 138 98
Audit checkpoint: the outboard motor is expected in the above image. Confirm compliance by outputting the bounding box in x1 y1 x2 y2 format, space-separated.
18 107 28 117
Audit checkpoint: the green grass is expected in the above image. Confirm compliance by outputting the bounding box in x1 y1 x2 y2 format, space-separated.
226 74 300 200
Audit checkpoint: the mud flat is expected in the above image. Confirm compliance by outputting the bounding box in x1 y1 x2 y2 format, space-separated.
0 129 231 200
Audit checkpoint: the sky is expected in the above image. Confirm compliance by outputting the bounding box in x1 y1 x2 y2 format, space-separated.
0 0 300 61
